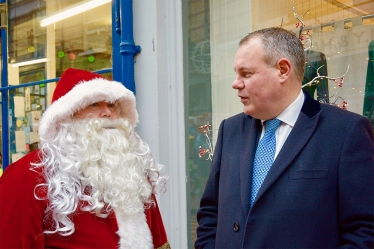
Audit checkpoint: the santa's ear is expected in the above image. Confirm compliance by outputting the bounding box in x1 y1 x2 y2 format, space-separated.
276 58 291 81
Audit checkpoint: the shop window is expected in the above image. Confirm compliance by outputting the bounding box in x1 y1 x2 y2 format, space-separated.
185 0 374 247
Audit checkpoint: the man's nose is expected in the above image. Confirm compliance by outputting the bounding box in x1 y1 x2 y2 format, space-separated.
232 76 243 89
100 104 115 119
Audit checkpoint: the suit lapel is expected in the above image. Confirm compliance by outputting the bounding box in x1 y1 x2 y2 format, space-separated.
253 93 322 206
240 116 261 215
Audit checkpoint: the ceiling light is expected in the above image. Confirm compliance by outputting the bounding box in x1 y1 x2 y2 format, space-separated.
39 0 111 27
12 58 48 67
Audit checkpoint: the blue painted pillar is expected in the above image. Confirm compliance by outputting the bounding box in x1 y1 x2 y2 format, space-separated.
112 0 140 94
111 0 122 83
1 0 9 170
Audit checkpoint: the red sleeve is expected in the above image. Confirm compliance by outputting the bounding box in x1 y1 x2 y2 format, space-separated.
145 194 170 249
0 150 47 248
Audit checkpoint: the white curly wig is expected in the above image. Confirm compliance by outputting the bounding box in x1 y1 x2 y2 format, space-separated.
33 68 167 248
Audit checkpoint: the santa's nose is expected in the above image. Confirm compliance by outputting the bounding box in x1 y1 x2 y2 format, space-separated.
100 103 118 119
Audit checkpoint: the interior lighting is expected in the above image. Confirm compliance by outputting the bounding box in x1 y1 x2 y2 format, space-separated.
39 0 111 27
12 58 48 67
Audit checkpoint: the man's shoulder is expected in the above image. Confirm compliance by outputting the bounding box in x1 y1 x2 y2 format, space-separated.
0 150 43 183
318 104 373 137
320 103 366 121
215 113 255 138
9 149 41 168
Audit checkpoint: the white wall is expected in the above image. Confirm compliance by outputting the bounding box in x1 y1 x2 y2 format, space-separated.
133 1 188 248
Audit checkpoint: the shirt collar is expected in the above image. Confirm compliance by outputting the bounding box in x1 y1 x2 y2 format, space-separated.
276 89 304 128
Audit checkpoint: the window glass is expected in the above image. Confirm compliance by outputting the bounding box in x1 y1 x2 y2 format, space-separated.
184 0 212 247
185 0 374 247
4 0 112 166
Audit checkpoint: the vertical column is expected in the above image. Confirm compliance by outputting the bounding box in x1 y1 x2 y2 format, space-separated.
1 0 9 170
112 0 140 93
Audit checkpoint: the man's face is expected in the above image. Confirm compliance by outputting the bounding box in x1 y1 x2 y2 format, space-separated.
47 117 152 217
232 38 282 120
74 101 119 119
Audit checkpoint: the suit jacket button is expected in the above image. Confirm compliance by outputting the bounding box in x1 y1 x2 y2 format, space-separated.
233 222 240 232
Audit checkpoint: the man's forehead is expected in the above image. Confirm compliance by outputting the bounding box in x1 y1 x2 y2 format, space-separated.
79 100 120 111
91 100 118 104
234 52 254 70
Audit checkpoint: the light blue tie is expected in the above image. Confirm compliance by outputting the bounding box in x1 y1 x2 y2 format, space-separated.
250 118 282 206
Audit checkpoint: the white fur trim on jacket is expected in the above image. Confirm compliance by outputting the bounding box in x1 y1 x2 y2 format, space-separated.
115 210 153 249
38 78 138 141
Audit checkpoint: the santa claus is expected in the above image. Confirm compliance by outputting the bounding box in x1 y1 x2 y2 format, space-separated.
0 68 170 249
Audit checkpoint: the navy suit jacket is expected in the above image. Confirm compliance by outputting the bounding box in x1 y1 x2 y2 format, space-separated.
195 92 374 249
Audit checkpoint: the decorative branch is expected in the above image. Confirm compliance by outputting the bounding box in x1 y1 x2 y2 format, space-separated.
302 64 350 88
329 94 348 110
198 123 214 161
292 1 312 50
292 0 350 111
302 64 350 110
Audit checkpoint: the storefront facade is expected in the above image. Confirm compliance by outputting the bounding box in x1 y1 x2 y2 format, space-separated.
0 0 373 248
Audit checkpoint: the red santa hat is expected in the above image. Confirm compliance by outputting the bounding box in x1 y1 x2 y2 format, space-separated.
38 68 138 141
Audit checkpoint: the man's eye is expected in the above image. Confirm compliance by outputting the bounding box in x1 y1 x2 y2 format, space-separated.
90 102 99 107
243 72 251 77
108 103 116 108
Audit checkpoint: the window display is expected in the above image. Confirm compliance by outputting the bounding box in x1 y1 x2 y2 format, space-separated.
185 0 374 247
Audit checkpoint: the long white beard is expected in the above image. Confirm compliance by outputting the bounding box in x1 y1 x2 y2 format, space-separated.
35 117 166 236
72 118 153 217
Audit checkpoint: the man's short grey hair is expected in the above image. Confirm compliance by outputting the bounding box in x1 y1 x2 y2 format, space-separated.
239 27 306 81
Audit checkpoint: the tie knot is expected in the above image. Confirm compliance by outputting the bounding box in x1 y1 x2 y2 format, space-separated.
265 119 281 133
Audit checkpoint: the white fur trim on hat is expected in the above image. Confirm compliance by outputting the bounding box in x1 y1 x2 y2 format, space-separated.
38 78 138 141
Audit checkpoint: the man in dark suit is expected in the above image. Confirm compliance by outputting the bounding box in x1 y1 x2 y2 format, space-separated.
195 27 374 248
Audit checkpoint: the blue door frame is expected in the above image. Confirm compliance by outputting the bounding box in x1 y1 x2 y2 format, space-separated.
0 0 140 170
1 0 9 171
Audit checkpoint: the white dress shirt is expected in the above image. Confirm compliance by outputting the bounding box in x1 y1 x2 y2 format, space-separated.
259 90 305 159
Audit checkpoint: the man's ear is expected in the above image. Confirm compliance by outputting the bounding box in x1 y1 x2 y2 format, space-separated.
276 58 291 82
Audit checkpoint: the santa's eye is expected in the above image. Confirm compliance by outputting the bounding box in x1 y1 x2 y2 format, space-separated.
107 103 116 108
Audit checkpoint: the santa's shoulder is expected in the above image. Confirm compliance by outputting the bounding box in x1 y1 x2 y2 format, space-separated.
0 149 44 185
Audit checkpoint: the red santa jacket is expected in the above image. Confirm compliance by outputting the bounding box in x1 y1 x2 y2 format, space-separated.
0 150 170 249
